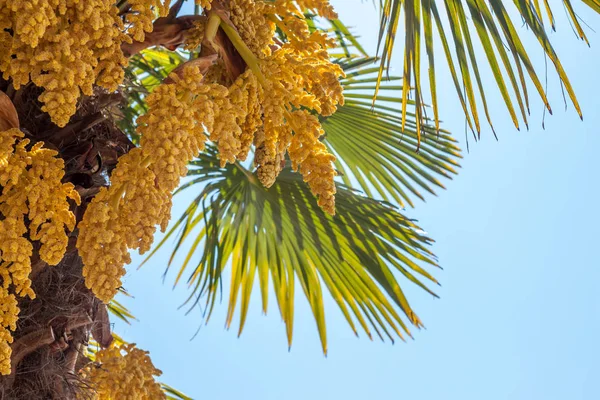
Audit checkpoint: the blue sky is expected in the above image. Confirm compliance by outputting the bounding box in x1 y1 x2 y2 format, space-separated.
114 2 600 399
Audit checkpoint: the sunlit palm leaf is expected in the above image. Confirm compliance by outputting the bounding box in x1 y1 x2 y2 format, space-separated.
328 18 369 57
325 56 462 207
375 0 599 144
142 146 440 354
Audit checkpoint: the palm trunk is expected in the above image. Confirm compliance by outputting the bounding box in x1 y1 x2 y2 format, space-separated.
0 79 132 399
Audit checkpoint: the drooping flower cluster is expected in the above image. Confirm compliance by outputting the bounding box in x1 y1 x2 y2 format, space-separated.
77 66 237 302
0 288 19 375
125 0 171 42
257 31 343 213
183 19 206 51
199 0 344 213
213 69 260 165
77 0 344 302
80 343 165 400
229 0 276 57
0 0 169 127
0 128 80 374
273 0 337 19
198 0 336 20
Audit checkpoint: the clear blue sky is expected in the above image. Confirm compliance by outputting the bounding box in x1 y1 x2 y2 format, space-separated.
114 2 600 399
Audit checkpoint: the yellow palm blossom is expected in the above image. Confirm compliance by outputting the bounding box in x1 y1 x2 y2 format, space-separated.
0 128 79 374
81 343 165 400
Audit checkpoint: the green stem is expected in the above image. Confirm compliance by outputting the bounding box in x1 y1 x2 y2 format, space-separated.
141 156 152 168
205 13 221 46
219 20 268 86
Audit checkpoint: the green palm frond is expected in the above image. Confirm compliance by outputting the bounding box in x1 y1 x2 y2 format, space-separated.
376 0 599 143
142 145 440 354
326 56 462 207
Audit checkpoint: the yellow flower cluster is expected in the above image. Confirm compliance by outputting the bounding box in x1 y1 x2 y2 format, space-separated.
212 69 260 165
77 149 164 303
273 0 337 19
0 288 18 375
254 130 286 188
125 0 171 42
77 0 343 302
210 0 343 213
0 0 168 127
195 0 213 10
183 19 205 51
287 111 336 213
197 0 336 20
248 30 343 214
81 343 165 400
77 66 232 302
0 128 79 374
230 0 276 57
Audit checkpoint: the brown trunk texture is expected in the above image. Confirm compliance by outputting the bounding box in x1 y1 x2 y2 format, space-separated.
0 79 133 399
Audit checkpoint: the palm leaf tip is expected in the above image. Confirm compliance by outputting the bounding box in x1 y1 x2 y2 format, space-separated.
375 0 596 135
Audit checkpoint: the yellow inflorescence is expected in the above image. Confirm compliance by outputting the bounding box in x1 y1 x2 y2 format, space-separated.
78 66 230 302
195 0 213 10
250 29 343 215
287 111 336 213
0 0 169 127
81 343 165 400
77 0 344 302
211 69 259 166
0 288 18 376
183 19 205 51
0 128 79 375
273 0 337 19
230 0 276 57
125 0 171 42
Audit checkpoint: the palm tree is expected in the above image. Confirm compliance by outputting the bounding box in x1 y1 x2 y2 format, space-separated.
0 0 597 398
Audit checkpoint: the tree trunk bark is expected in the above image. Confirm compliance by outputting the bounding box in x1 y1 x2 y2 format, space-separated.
0 80 132 399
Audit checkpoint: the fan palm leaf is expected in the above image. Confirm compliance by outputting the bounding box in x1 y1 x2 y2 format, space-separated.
142 145 440 353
